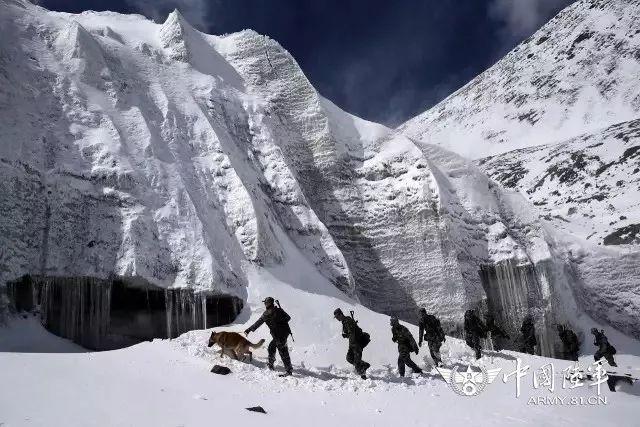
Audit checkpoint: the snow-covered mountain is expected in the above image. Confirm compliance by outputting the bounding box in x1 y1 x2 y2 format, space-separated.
397 0 640 251
399 0 640 160
479 118 640 246
1 2 639 425
0 0 638 354
396 0 640 339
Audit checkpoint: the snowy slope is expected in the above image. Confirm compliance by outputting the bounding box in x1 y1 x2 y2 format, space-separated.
399 0 640 159
0 0 596 340
479 118 640 246
1 266 639 426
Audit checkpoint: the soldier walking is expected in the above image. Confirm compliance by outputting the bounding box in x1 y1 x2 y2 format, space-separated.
245 297 293 376
418 308 446 367
464 309 486 360
334 308 371 379
520 315 537 355
391 317 423 376
591 328 617 367
557 324 580 361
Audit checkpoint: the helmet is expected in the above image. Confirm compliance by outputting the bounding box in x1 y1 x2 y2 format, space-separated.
333 308 344 317
262 297 275 306
557 324 564 332
590 327 598 335
419 308 427 314
390 316 399 325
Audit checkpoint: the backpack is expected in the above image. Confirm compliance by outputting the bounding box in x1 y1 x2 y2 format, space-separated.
431 316 445 342
275 301 293 341
564 331 579 352
350 311 370 348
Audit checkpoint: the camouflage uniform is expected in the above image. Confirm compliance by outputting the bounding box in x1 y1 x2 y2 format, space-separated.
557 325 580 361
520 316 537 355
391 318 422 376
418 310 445 367
246 299 292 374
335 309 370 377
464 309 486 360
592 328 617 367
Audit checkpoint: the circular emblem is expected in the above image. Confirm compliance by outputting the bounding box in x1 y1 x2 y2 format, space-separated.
449 365 489 397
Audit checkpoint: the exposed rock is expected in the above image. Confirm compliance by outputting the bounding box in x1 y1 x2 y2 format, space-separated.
210 365 232 375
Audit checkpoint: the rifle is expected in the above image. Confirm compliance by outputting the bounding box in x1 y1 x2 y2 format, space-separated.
349 310 370 348
275 300 294 342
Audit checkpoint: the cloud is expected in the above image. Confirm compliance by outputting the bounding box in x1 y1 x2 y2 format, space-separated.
125 0 211 31
489 0 575 39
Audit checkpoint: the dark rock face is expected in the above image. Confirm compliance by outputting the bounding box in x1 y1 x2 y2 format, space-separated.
603 224 640 245
6 275 243 350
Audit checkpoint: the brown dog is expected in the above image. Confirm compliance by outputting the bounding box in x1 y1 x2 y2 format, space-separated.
207 331 265 361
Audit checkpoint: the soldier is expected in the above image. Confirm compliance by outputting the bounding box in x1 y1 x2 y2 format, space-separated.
334 308 371 379
245 297 293 376
464 309 487 360
557 324 580 361
418 308 446 367
520 316 537 355
391 317 423 376
591 328 617 367
485 312 509 351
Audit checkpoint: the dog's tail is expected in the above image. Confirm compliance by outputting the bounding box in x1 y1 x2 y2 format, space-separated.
250 338 266 349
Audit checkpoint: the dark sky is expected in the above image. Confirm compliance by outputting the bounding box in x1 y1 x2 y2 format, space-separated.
39 0 575 126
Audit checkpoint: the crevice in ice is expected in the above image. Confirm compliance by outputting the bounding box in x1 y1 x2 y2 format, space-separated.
5 275 243 350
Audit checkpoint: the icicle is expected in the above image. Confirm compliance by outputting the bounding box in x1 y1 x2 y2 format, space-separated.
480 259 563 357
7 276 243 347
201 294 207 329
165 289 173 339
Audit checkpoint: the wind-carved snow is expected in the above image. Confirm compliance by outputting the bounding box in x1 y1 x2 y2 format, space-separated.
0 0 638 352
